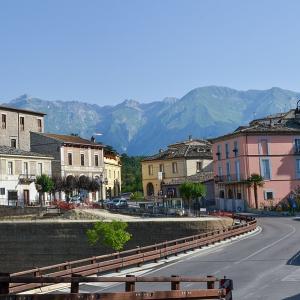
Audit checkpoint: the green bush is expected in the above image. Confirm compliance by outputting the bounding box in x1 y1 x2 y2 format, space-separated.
86 220 132 251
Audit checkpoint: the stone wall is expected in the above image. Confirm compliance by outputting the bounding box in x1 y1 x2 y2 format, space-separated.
0 218 232 273
0 206 45 217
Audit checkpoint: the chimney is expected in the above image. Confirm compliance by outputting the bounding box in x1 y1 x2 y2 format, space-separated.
91 136 96 143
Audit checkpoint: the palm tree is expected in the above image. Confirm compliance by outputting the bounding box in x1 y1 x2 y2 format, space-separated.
246 173 264 209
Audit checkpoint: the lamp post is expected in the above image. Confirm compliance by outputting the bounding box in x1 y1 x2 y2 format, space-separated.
96 172 108 208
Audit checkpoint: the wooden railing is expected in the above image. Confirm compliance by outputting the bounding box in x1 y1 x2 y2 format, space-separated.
5 215 256 294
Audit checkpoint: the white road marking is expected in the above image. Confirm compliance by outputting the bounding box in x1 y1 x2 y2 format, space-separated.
235 224 296 264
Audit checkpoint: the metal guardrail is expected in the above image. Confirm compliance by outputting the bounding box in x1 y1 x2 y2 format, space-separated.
0 275 233 299
5 214 256 294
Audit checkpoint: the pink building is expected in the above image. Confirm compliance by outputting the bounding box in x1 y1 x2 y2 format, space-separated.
211 107 300 211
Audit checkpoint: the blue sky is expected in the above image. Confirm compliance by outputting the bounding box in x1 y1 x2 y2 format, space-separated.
1 0 300 104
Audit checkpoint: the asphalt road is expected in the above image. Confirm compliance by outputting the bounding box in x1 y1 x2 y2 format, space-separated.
49 217 300 299
75 217 300 300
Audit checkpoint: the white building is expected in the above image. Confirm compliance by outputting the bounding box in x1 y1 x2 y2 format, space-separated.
0 146 52 206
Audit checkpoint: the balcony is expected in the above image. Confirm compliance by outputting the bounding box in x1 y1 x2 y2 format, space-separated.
214 174 247 184
295 147 300 154
19 174 36 184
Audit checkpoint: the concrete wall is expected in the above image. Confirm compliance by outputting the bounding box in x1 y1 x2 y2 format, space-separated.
0 218 232 273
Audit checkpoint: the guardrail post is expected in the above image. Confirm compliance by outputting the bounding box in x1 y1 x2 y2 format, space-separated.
171 275 180 290
70 274 81 293
174 241 178 256
115 253 120 272
0 273 10 295
183 239 187 254
125 275 135 292
154 244 159 263
136 246 142 267
164 241 168 259
207 275 215 289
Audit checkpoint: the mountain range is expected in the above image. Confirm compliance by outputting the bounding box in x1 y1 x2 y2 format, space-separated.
2 86 299 155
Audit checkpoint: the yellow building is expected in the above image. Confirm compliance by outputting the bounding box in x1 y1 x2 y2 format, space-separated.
104 148 122 198
141 138 213 199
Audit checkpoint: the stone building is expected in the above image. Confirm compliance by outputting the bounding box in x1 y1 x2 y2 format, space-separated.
104 148 122 198
30 133 106 200
141 137 213 200
0 105 45 151
0 146 52 206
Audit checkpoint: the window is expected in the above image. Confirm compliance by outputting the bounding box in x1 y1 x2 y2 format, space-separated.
217 145 222 160
81 154 85 166
8 162 13 175
219 190 225 198
196 161 203 172
95 155 99 166
8 190 18 201
11 139 16 148
159 164 164 172
226 161 231 180
295 139 300 153
172 162 178 173
264 191 274 200
23 162 28 175
148 165 153 175
109 170 111 178
218 164 223 177
114 170 116 179
225 143 229 159
1 114 6 129
0 188 5 195
259 139 268 155
37 119 42 132
236 192 242 199
233 141 238 157
235 160 240 181
68 153 73 165
261 158 271 180
37 163 42 176
296 159 300 179
20 116 24 131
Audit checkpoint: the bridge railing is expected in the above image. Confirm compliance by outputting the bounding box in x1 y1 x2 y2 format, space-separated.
6 214 256 294
0 275 234 299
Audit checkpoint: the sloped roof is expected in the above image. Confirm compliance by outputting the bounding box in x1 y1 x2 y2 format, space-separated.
0 146 52 158
0 105 46 116
40 133 104 147
142 140 212 162
212 109 300 142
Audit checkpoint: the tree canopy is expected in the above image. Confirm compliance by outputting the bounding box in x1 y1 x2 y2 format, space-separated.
86 220 132 252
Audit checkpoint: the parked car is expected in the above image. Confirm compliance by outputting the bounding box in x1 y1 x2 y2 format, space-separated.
107 198 128 209
69 195 82 204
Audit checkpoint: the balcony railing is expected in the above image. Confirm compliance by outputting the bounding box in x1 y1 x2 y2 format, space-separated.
214 174 247 183
19 174 36 184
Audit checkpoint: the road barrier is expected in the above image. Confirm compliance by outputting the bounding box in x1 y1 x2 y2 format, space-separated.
4 214 256 294
0 275 233 299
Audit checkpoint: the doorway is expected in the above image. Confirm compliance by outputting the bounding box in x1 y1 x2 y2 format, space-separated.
23 190 30 206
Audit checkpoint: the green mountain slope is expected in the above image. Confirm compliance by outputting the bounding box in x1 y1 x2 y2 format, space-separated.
3 86 299 155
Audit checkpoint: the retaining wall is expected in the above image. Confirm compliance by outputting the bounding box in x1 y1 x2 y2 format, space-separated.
0 218 232 273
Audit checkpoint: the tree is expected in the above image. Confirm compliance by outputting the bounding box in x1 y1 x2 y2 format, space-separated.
121 154 144 193
51 176 65 199
64 175 78 196
36 174 54 206
179 182 206 213
246 173 265 209
86 220 132 251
